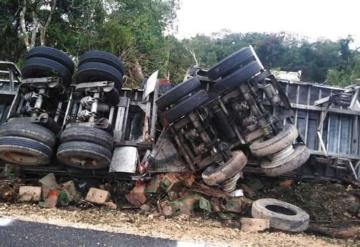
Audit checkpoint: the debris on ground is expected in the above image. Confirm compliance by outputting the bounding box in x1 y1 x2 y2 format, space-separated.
61 180 80 203
44 190 59 208
86 187 111 205
0 170 359 239
240 217 270 232
126 182 147 207
0 179 20 202
18 186 41 202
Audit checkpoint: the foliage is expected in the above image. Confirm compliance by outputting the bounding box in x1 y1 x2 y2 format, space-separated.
0 0 359 86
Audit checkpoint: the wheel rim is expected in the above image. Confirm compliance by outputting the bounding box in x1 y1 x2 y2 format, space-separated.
59 152 109 169
0 150 45 165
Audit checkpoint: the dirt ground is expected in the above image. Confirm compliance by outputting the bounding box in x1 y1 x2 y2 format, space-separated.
1 172 360 246
0 202 358 247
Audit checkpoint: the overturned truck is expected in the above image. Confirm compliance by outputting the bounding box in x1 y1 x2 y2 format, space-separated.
0 46 358 186
150 46 310 191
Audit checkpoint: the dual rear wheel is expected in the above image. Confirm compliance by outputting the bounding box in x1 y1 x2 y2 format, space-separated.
56 125 113 169
0 122 55 165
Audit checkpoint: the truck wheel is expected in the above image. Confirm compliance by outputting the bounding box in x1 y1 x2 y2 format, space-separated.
57 141 112 169
21 57 72 84
249 124 298 157
252 198 310 232
207 47 253 80
75 62 123 90
213 61 262 92
79 50 124 74
0 136 52 165
60 126 113 150
25 46 75 73
202 150 247 186
156 77 201 111
0 122 56 147
261 144 310 177
164 89 209 123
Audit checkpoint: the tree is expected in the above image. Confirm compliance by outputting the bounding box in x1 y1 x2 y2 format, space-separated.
0 0 26 60
19 0 57 50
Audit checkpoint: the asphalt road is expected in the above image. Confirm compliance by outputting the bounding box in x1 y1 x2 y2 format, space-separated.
0 217 178 247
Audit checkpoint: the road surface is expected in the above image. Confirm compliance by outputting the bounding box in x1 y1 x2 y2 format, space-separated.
0 217 183 247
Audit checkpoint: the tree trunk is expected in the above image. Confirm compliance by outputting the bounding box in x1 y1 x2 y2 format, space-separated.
19 0 30 51
40 0 57 46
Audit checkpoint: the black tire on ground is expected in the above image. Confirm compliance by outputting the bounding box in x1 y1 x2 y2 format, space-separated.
251 198 310 232
57 141 112 169
74 62 123 89
156 77 202 111
0 122 56 147
202 151 247 186
207 47 254 80
212 61 262 93
249 124 298 157
21 57 72 84
60 126 113 150
261 144 310 177
79 50 124 74
0 136 52 165
164 89 209 123
25 46 75 73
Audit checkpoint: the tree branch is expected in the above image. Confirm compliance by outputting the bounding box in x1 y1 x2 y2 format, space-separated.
40 0 57 46
30 9 39 49
19 0 30 50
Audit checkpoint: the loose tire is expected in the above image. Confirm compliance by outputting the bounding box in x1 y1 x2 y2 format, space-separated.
252 198 310 232
261 144 310 177
0 136 52 165
207 47 254 80
57 141 112 169
156 77 202 111
74 62 123 89
249 124 298 157
0 122 56 147
25 46 75 73
164 89 209 123
79 50 124 74
60 126 113 150
21 57 72 84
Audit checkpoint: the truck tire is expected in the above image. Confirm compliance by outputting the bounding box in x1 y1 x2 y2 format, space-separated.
249 124 298 157
75 62 123 89
60 126 113 150
0 136 52 165
202 150 247 186
261 144 310 177
57 141 112 169
156 77 202 111
164 89 209 123
0 122 56 147
207 47 253 80
79 50 124 74
21 57 72 84
251 198 310 232
213 61 262 93
25 46 75 73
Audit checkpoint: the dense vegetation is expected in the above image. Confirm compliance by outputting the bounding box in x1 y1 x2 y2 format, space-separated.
1 0 359 86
